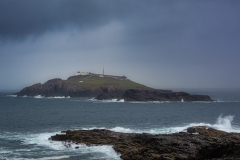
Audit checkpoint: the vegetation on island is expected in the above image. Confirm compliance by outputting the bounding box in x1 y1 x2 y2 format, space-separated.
65 75 150 90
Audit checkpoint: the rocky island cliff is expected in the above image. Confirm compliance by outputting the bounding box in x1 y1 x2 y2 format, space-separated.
15 72 213 102
51 126 240 160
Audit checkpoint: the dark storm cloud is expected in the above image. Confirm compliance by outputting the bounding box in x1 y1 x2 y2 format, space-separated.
0 0 125 39
2 0 239 44
0 1 196 39
0 0 240 90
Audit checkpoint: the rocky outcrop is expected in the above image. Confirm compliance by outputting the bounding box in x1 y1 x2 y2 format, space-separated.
93 87 125 100
15 78 124 98
95 89 214 102
15 78 69 97
51 126 240 160
14 74 214 102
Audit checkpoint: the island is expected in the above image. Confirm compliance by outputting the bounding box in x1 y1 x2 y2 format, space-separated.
50 126 240 159
14 71 214 102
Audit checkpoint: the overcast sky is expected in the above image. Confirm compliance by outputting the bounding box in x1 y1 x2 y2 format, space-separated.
0 0 240 91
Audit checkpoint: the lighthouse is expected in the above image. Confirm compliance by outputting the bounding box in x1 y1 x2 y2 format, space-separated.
99 68 105 77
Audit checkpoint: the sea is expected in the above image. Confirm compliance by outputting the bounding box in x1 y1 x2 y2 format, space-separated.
0 89 240 160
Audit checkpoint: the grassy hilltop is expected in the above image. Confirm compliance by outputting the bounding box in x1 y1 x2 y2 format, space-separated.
65 75 150 90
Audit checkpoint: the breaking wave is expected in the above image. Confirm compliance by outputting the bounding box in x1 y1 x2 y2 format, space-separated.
81 115 240 134
0 115 239 159
5 95 71 99
6 95 17 97
33 95 71 99
91 98 125 103
0 131 121 160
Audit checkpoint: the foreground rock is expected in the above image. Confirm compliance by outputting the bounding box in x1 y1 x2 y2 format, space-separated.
51 126 240 160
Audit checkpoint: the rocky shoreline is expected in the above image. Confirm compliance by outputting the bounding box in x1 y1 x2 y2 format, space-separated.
50 126 240 160
95 89 213 102
14 76 213 102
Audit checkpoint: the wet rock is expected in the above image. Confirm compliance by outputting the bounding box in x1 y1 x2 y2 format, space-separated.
187 126 228 136
50 126 240 160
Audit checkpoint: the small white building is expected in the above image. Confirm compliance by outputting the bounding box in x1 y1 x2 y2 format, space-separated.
76 71 90 76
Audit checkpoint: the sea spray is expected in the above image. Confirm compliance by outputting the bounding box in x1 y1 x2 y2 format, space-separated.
79 115 240 134
213 114 236 132
0 131 121 160
34 95 44 98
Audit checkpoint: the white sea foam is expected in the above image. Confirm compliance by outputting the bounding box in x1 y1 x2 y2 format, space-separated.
33 95 70 99
0 131 121 160
68 144 121 159
130 101 171 103
81 115 240 134
119 100 233 104
101 99 124 103
160 115 240 133
47 96 66 99
215 100 239 103
6 95 17 97
23 132 120 159
109 126 188 134
121 100 235 103
91 99 125 103
35 156 70 160
118 99 124 102
0 149 12 154
81 127 106 130
110 127 134 133
80 126 178 134
34 95 44 98
8 95 71 99
10 156 71 160
109 126 174 134
23 132 65 150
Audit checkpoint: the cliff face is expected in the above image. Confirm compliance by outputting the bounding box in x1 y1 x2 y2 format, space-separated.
51 126 240 160
15 74 214 101
16 78 69 97
15 78 123 98
17 83 43 96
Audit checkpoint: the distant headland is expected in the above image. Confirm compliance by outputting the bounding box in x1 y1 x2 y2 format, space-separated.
14 71 214 102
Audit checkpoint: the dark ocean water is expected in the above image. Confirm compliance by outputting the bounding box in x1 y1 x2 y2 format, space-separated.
0 89 240 160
